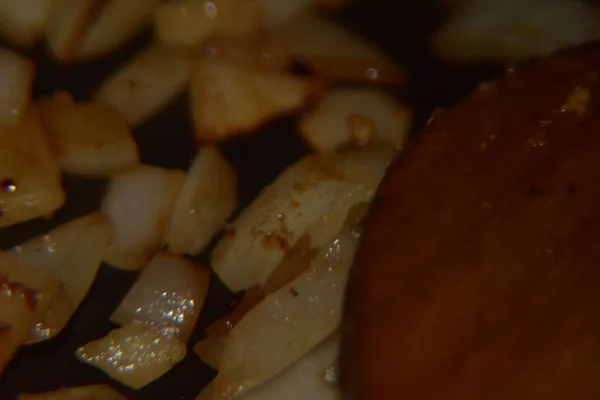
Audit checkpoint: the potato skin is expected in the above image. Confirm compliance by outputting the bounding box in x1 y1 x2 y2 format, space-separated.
342 42 600 400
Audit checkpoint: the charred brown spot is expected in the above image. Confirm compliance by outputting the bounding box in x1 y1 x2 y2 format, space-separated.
528 186 540 196
0 321 10 337
288 57 313 76
346 113 378 149
290 288 299 297
126 78 138 90
1 178 16 193
0 273 39 310
206 237 317 336
261 233 291 251
12 283 38 310
566 182 577 194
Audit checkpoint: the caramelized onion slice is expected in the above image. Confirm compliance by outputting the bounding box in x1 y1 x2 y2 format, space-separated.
191 59 321 142
0 253 63 322
212 227 359 398
0 108 65 228
0 0 53 47
211 148 393 292
74 0 160 60
13 213 113 342
167 146 237 256
0 293 34 375
94 44 190 127
39 94 139 176
76 322 187 389
0 47 34 126
433 0 600 61
18 384 127 400
154 0 262 48
111 252 210 342
44 0 99 61
0 253 63 373
198 335 340 400
299 87 412 151
102 165 186 271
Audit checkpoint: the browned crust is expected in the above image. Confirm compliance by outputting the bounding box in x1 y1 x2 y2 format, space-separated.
342 42 600 399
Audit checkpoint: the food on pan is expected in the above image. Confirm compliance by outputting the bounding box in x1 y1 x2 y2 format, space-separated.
343 41 600 399
0 0 409 397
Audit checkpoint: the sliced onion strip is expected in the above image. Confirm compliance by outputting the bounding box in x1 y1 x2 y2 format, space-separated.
76 322 187 389
166 146 237 256
110 252 210 342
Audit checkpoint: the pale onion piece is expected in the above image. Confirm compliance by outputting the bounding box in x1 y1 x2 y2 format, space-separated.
0 252 63 322
194 334 228 370
74 0 160 60
239 334 340 400
28 289 74 344
166 146 237 256
76 323 187 389
267 11 404 85
212 227 359 398
110 252 210 342
0 109 65 228
433 0 600 61
0 0 53 47
299 87 412 151
94 44 190 126
102 165 186 271
39 96 140 177
18 385 127 400
0 48 34 125
154 0 262 48
12 213 113 342
0 293 34 375
211 148 393 291
257 0 312 30
191 60 320 142
44 0 99 61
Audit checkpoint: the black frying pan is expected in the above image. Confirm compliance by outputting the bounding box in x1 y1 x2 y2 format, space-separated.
0 1 502 399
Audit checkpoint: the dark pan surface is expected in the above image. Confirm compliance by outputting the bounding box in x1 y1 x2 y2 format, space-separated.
0 1 502 399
